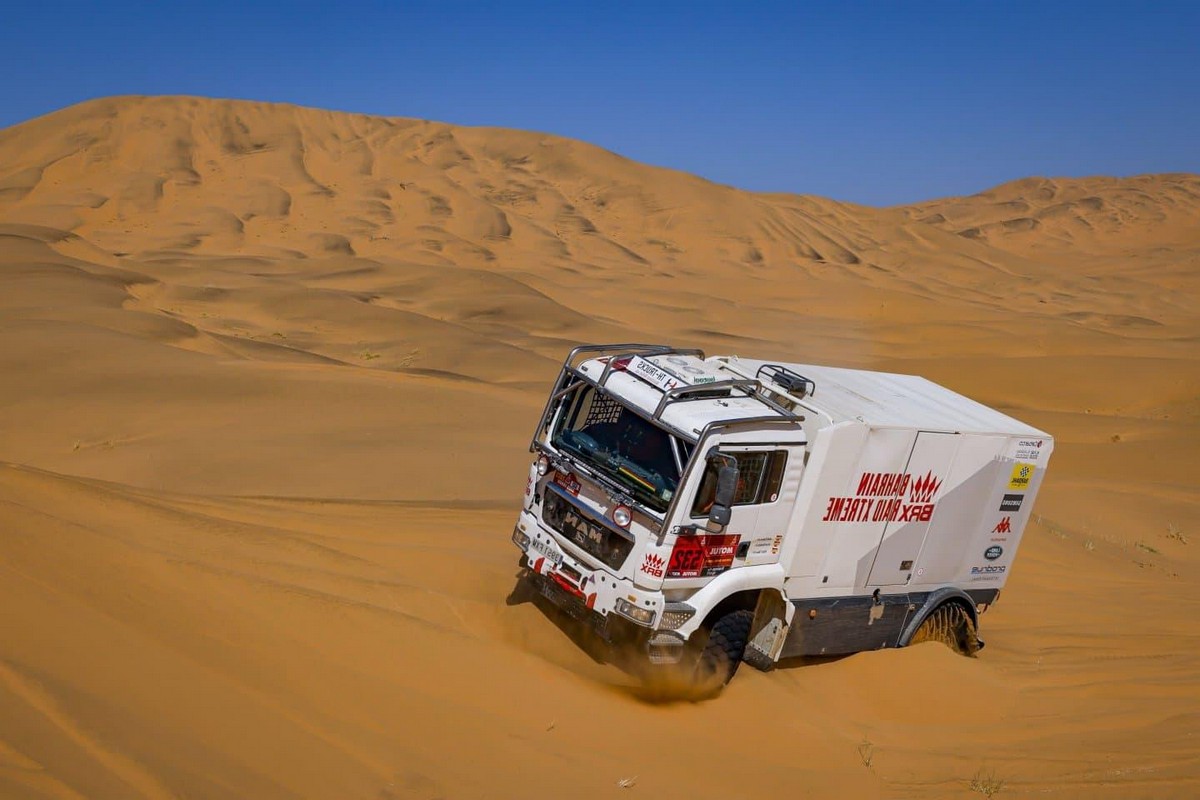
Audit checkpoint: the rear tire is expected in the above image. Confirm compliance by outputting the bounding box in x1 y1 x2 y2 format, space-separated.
694 609 754 690
909 603 979 657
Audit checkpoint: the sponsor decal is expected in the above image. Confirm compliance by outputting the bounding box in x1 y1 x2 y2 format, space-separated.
748 537 773 557
665 358 717 383
909 472 941 504
1008 462 1036 490
667 534 741 578
553 470 581 496
999 493 1024 513
1015 439 1045 460
985 545 1004 561
627 355 682 392
640 553 665 578
992 516 1012 534
822 470 943 523
971 564 1007 576
749 534 785 558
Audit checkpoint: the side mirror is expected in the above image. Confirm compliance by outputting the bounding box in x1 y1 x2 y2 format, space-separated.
705 454 738 532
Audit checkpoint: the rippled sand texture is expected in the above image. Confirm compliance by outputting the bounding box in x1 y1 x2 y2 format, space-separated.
1 97 1197 798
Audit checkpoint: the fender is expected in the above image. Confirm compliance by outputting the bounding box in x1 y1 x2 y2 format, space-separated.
897 586 981 647
665 563 787 640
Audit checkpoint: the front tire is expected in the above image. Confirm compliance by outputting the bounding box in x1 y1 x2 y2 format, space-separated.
694 609 755 689
909 603 979 656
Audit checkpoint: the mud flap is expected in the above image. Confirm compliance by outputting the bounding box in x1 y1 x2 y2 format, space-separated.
743 591 789 672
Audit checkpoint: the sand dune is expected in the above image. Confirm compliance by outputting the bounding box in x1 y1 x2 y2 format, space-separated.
1 96 1197 798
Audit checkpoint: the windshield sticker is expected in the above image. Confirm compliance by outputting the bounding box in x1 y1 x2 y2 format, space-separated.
554 471 581 496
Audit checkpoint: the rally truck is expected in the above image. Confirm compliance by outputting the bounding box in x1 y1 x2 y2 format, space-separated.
510 344 1052 689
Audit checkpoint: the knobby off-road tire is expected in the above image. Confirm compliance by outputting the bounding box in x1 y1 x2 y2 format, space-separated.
694 609 755 690
909 603 980 657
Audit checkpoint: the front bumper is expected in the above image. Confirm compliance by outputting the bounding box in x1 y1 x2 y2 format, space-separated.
512 509 664 634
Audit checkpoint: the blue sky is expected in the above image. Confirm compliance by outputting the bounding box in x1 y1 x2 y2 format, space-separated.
2 1 1197 205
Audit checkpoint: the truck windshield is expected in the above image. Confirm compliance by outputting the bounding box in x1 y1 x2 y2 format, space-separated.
550 384 690 512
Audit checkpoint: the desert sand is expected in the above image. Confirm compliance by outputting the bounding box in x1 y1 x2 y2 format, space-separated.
1 96 1197 799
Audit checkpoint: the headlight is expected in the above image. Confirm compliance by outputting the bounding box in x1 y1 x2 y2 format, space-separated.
612 504 632 528
615 597 655 626
537 456 550 476
512 526 531 549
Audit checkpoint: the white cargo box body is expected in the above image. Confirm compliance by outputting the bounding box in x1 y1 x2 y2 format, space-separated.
513 344 1055 668
726 358 1052 601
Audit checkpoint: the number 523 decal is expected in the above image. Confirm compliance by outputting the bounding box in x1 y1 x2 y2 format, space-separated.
667 534 741 578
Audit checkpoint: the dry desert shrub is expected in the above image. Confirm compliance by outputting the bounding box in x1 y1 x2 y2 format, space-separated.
969 767 1005 797
857 738 875 768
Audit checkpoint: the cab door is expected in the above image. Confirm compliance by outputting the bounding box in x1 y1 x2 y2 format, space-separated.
663 427 806 584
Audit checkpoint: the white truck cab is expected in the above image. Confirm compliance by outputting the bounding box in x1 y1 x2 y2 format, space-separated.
511 344 1052 688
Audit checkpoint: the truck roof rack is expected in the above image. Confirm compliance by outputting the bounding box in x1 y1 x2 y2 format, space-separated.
566 343 802 423
653 379 800 421
756 363 816 398
563 343 704 373
530 344 806 452
715 357 835 429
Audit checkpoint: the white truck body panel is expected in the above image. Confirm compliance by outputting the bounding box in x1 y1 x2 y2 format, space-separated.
512 344 1053 666
727 357 1044 434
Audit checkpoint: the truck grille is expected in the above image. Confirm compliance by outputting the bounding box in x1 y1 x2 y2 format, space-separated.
542 485 635 570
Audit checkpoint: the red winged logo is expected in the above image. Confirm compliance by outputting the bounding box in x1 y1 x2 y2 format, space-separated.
640 553 665 577
908 471 943 504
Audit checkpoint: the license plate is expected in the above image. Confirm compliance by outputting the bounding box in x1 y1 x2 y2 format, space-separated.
530 537 562 568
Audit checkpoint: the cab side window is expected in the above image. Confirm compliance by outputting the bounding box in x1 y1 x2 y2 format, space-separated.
690 450 788 517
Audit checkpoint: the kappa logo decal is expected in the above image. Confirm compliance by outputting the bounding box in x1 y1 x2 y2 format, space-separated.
640 553 665 578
